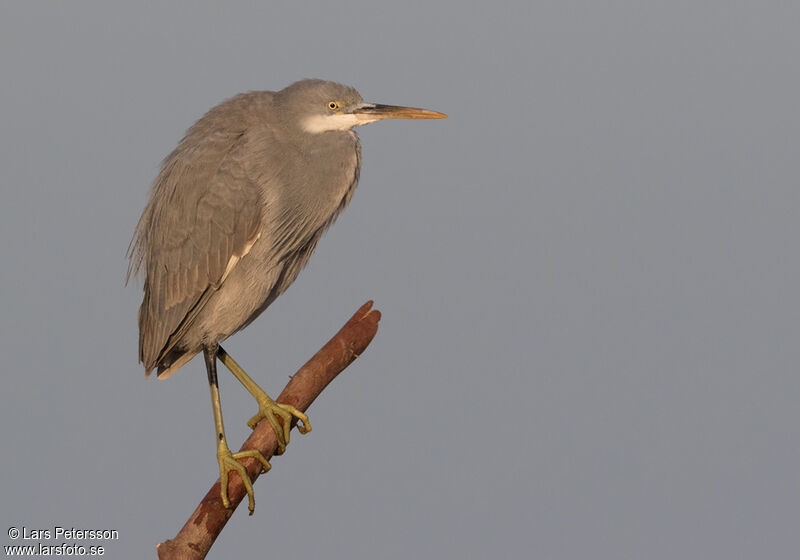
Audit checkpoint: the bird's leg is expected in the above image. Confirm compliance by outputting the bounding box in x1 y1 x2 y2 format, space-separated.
217 346 311 456
204 344 271 515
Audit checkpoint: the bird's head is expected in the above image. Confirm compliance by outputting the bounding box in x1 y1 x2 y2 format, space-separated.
276 79 447 134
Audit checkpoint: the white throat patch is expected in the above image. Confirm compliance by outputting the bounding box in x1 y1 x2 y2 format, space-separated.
301 112 379 134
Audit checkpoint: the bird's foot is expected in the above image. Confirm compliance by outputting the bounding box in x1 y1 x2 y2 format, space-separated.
217 444 271 515
246 392 311 455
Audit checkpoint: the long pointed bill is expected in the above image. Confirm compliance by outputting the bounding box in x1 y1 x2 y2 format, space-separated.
352 103 448 124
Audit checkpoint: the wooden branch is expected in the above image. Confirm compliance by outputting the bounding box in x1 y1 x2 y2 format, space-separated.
156 301 382 559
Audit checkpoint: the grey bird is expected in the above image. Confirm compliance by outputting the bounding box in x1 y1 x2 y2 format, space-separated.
128 79 446 513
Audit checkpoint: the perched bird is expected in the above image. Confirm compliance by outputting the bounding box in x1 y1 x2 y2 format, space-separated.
128 79 446 513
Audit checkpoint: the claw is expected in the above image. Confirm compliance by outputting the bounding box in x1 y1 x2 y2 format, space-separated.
248 399 311 455
217 446 271 514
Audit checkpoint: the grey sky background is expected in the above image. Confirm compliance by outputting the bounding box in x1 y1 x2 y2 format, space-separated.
1 2 798 558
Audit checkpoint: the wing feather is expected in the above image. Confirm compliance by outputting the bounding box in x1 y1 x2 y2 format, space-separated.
130 127 262 373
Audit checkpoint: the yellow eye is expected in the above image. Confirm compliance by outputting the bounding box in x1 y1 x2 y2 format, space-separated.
328 101 340 111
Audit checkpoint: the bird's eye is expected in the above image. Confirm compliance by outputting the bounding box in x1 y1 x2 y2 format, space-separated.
328 101 340 111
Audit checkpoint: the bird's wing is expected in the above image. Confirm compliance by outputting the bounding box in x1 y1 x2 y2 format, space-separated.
131 129 263 372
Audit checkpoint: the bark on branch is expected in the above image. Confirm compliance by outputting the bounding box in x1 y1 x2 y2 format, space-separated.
156 301 382 559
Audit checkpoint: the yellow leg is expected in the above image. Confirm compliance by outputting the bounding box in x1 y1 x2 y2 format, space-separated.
204 346 271 514
217 346 311 455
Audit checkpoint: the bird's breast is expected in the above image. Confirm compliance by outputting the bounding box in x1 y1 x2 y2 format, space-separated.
292 134 361 219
